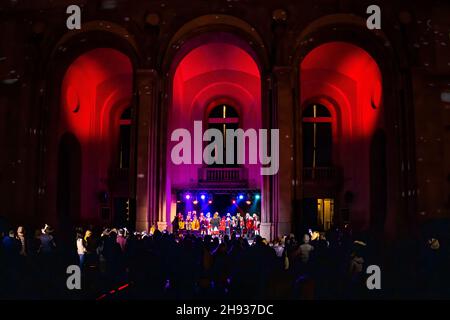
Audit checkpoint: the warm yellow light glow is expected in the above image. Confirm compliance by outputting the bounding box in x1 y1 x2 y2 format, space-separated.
317 198 334 231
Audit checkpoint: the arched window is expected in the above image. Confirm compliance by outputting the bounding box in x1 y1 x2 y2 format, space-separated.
302 104 332 177
119 107 131 169
207 104 239 167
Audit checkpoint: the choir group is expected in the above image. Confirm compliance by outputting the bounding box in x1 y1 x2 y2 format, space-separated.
175 211 261 238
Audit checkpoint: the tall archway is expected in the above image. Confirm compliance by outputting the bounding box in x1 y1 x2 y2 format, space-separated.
59 48 133 226
300 41 383 232
164 32 264 234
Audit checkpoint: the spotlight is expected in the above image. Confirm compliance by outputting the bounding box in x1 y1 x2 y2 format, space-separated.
208 200 213 204
246 200 251 205
193 200 198 205
200 194 206 200
232 199 236 204
185 194 191 200
255 194 260 200
238 194 244 200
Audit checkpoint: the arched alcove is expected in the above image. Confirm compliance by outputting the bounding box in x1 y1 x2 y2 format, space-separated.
59 48 133 224
164 33 264 232
300 41 383 232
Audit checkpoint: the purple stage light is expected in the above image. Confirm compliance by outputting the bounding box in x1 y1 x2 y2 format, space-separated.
200 194 206 200
185 194 191 200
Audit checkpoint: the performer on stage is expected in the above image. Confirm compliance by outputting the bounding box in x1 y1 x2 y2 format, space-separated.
231 215 237 236
246 214 254 239
211 212 220 237
239 215 245 237
192 211 197 226
178 212 185 232
236 213 242 236
243 213 250 237
219 216 226 237
225 213 231 237
206 212 212 235
199 212 207 236
192 213 200 232
253 213 260 236
185 212 192 232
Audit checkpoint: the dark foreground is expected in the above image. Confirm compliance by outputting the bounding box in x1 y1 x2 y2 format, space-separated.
1 226 450 300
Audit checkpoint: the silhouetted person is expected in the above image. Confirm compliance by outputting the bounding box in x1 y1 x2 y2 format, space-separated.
76 231 87 269
16 226 28 257
172 215 179 235
116 229 127 253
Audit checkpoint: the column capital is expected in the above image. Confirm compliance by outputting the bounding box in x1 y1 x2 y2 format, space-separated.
136 68 159 78
135 69 159 91
271 66 295 85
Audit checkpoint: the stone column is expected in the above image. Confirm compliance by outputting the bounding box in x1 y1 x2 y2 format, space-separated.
273 66 295 238
135 69 159 232
260 74 274 240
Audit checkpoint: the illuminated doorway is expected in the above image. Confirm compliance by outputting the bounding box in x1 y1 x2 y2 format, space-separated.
301 197 335 231
317 198 334 231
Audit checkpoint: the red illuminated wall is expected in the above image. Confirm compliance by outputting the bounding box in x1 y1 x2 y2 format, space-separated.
301 42 383 229
59 48 133 223
167 39 262 223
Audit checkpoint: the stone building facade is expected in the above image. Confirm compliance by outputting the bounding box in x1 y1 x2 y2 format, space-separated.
1 0 449 240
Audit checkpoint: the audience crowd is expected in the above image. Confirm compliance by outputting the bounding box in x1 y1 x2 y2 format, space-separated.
1 221 450 300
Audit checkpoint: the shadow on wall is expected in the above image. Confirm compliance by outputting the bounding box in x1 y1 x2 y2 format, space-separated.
57 132 81 230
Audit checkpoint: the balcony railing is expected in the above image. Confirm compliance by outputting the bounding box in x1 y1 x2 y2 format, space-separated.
303 167 335 181
198 167 247 185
